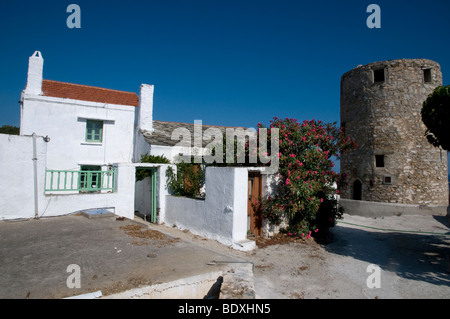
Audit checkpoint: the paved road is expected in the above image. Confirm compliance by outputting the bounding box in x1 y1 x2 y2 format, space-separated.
155 213 450 299
249 214 450 299
1 212 449 299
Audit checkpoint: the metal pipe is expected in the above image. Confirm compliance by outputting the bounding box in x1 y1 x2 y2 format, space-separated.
207 260 255 272
32 133 39 219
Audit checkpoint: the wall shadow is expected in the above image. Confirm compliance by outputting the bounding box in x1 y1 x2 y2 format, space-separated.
326 220 450 287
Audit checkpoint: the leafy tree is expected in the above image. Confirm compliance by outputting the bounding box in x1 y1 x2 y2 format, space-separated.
0 125 19 135
421 85 450 151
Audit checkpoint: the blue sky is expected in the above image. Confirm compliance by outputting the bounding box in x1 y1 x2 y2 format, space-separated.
0 0 449 131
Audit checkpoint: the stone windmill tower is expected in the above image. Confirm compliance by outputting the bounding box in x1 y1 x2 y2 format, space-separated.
340 59 448 211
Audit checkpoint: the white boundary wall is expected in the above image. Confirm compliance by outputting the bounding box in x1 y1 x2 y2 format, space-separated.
164 167 255 251
0 134 47 220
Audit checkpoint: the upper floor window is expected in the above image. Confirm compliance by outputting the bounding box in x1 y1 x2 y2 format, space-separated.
423 68 432 83
373 68 385 83
375 155 385 168
86 120 103 143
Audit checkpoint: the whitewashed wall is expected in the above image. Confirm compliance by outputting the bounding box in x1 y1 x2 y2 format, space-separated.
149 144 191 163
41 163 172 221
0 136 136 221
164 167 255 251
0 134 47 220
140 143 208 164
41 163 136 219
260 172 285 237
135 177 152 216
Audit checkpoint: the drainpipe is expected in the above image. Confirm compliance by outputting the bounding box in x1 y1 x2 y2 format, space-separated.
32 133 39 219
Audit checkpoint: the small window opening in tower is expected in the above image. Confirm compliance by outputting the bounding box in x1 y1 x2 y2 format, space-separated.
383 175 392 185
375 155 385 168
423 68 432 83
373 68 385 83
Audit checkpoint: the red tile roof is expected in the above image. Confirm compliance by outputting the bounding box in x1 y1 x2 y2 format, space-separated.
42 80 139 107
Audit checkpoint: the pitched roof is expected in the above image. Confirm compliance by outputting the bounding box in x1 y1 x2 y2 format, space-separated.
42 79 139 107
142 120 255 147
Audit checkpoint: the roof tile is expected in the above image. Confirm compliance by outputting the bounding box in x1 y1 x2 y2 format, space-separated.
42 80 139 107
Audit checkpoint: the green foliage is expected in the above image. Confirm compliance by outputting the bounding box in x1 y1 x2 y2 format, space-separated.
166 156 205 199
0 125 19 135
140 153 171 164
136 153 170 181
421 85 450 151
252 117 357 242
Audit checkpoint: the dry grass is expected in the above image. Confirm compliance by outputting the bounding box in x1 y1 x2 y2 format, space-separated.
256 233 309 248
120 224 180 246
120 224 167 240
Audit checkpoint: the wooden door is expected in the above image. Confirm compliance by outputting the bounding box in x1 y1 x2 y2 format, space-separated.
247 172 262 237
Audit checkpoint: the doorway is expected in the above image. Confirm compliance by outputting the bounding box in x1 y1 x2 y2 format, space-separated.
247 172 262 237
353 179 362 201
134 167 158 223
79 165 102 193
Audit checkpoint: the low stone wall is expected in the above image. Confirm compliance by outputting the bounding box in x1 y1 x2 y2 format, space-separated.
340 198 449 218
99 263 255 299
102 271 224 299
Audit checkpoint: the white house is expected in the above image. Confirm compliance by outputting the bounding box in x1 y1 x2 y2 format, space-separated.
20 51 152 172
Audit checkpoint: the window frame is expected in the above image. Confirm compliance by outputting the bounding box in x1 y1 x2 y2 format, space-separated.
423 68 432 84
383 175 393 185
85 120 103 143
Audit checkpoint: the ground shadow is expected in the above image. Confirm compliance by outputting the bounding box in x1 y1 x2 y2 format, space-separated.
326 221 450 287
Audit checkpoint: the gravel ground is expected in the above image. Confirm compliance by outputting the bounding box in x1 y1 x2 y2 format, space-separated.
149 213 450 299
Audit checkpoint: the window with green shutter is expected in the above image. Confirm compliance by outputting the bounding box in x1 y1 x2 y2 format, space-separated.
86 120 103 143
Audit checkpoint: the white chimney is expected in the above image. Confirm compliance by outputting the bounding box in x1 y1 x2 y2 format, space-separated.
25 51 44 95
138 84 154 132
